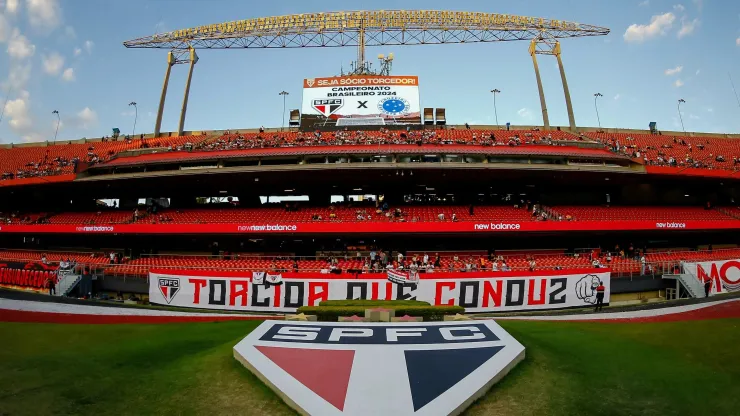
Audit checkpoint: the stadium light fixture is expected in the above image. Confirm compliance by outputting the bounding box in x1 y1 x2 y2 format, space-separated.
490 89 501 127
279 91 289 132
52 110 60 142
594 93 603 128
128 102 138 138
677 99 686 134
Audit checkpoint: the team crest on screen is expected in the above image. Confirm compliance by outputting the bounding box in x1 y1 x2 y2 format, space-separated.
306 78 315 87
378 97 410 115
234 321 525 415
312 98 343 117
158 278 180 304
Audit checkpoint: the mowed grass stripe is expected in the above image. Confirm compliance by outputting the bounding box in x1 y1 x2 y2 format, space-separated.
1 319 739 415
467 319 740 416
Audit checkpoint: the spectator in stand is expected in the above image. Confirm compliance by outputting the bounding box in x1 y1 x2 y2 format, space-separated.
423 252 429 266
501 261 511 272
434 254 441 268
41 253 48 265
640 254 647 275
528 258 536 272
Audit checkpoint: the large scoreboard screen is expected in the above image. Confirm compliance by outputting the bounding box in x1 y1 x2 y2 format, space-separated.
301 75 420 126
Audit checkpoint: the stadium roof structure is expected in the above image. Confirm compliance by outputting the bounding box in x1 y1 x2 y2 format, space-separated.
124 10 610 142
123 10 610 49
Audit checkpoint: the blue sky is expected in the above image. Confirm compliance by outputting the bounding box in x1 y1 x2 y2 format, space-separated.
0 0 738 143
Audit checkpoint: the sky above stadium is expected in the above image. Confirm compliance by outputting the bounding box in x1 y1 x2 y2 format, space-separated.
0 0 738 143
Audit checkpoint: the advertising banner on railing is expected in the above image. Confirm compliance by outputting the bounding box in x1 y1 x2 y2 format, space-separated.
1 220 739 235
682 259 740 296
149 269 610 313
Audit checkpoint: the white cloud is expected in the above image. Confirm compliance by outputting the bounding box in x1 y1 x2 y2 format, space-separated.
73 47 81 56
664 65 683 75
674 79 684 87
84 39 93 54
61 67 74 81
706 107 713 112
41 51 64 75
25 0 61 30
624 12 676 43
689 113 700 120
673 4 685 12
75 107 97 129
3 61 31 90
3 90 32 132
614 94 621 100
695 69 700 75
677 17 700 38
0 13 10 43
6 0 19 14
517 108 533 120
6 29 35 59
639 0 649 6
736 37 740 46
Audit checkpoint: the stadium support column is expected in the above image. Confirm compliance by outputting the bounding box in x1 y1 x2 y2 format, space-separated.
554 42 577 132
529 40 549 130
178 48 199 136
154 52 176 138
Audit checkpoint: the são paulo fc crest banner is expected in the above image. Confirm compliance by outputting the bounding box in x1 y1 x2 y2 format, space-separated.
149 269 610 313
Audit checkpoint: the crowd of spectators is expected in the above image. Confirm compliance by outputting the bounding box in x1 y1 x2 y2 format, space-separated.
193 128 585 153
600 135 740 171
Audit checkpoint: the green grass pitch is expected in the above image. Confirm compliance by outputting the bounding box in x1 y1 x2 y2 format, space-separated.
0 318 738 415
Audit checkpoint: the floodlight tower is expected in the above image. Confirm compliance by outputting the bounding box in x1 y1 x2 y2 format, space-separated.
377 53 394 76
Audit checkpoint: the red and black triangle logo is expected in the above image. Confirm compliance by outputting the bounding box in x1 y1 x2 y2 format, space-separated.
312 99 344 117
158 278 180 304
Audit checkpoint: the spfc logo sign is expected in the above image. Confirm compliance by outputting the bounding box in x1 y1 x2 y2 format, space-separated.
234 321 525 415
158 278 180 304
306 78 315 87
312 98 343 117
